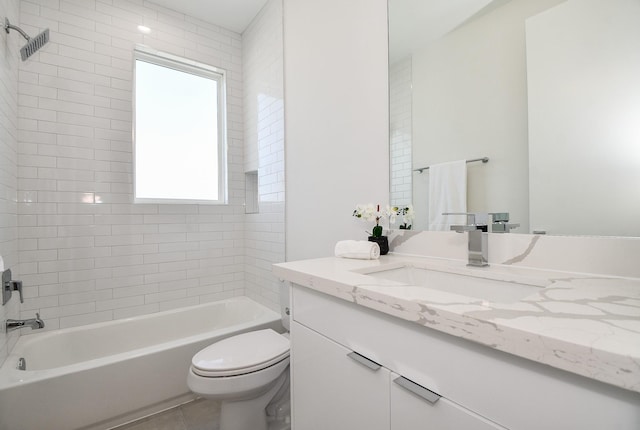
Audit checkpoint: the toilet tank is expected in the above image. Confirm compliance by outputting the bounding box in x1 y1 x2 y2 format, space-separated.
279 281 291 331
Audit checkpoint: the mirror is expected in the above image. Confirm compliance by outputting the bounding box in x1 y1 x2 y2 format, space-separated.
389 0 640 236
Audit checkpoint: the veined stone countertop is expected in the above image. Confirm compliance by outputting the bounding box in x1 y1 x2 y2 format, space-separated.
273 253 640 394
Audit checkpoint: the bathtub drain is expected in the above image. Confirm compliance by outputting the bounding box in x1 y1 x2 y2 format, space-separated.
18 357 26 371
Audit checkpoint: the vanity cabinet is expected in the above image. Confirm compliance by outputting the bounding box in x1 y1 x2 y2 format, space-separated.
291 321 390 430
292 319 506 430
390 371 505 430
290 284 640 430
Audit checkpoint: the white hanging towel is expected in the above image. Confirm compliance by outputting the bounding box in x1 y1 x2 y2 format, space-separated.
428 160 467 231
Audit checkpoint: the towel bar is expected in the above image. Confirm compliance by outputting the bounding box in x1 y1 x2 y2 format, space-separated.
414 157 489 174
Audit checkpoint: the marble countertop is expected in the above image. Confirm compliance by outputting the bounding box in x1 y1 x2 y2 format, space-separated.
273 254 640 394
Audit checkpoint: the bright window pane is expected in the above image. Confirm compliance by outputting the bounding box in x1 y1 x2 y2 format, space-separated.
134 52 225 203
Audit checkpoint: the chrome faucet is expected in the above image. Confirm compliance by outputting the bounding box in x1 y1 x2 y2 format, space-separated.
6 313 45 332
489 212 520 233
445 213 490 267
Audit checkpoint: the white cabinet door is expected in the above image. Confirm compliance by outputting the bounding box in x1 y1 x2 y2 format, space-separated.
291 321 390 430
390 372 508 430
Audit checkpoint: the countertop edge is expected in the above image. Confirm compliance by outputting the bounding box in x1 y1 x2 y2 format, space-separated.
273 258 640 395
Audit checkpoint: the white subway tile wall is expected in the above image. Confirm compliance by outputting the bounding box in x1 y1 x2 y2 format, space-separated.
0 0 21 366
390 57 412 206
8 0 285 339
243 0 285 308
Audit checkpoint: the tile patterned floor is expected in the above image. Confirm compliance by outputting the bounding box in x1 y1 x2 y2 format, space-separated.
112 398 221 430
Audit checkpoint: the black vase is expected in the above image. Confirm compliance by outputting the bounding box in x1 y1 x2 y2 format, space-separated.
368 235 389 255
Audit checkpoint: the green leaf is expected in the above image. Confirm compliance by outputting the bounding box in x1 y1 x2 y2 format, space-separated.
372 225 383 237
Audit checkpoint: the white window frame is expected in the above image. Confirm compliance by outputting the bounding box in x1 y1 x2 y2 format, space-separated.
133 45 228 204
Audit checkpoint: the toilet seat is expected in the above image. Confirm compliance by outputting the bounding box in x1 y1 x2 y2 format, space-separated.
191 329 290 377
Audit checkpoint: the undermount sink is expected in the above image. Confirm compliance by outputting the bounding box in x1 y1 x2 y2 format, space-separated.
354 263 545 304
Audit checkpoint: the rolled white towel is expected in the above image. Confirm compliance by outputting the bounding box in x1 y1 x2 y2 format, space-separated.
334 240 380 260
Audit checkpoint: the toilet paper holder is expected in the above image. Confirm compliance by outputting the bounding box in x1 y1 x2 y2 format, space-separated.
2 269 24 306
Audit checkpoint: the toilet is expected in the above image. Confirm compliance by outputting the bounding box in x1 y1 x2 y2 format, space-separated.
187 288 291 430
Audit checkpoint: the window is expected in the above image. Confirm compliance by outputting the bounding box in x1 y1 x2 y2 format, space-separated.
133 47 227 203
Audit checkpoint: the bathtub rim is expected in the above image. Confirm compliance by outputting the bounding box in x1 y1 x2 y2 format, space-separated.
0 296 282 390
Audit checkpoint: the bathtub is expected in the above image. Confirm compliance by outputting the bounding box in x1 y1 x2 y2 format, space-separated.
0 297 282 430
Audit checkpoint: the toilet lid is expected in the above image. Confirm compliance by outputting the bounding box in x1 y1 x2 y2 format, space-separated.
191 329 290 377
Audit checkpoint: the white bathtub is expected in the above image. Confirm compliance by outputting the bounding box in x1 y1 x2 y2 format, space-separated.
0 297 282 430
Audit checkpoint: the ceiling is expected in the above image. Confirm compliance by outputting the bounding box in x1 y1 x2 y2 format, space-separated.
147 1 508 57
389 0 507 62
147 0 269 33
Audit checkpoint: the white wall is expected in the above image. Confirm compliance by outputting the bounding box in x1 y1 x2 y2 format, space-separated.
11 0 284 333
527 0 640 236
389 57 412 207
410 0 564 233
0 0 21 367
243 0 285 309
283 0 389 261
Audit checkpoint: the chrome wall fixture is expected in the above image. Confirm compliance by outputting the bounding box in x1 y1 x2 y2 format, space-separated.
414 157 489 174
2 268 24 305
4 17 50 61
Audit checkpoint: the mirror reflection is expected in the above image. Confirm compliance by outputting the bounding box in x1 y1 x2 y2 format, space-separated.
389 0 640 236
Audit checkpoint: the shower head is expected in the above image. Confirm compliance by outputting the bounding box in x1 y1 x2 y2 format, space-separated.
4 18 50 61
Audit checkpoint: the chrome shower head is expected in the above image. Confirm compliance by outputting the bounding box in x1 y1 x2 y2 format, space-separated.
4 18 50 61
20 28 49 61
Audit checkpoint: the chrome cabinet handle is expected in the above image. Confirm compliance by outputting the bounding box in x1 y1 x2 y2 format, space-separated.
347 351 381 371
393 376 441 404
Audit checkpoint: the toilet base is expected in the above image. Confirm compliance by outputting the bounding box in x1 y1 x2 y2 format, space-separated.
219 370 289 430
266 371 291 430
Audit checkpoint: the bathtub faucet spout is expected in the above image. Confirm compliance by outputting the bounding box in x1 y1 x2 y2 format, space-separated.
6 313 45 332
